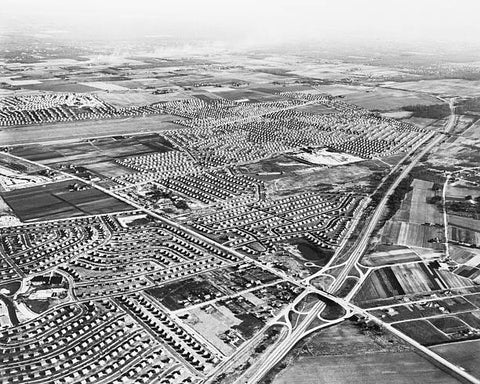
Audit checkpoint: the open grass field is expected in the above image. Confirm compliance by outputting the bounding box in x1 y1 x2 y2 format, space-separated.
0 113 185 146
1 179 132 221
430 339 480 378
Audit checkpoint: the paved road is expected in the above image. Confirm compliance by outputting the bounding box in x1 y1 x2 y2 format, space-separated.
338 98 457 299
5 97 477 384
237 98 475 383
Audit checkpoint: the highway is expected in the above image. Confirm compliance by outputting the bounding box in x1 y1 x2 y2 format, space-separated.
235 98 473 383
5 97 478 384
442 173 451 260
334 98 457 299
302 129 436 288
336 130 446 297
238 291 352 384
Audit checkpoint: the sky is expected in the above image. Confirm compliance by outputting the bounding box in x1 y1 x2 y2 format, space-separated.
1 0 480 48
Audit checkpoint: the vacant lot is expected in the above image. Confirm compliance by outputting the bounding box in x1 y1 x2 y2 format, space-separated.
182 305 241 356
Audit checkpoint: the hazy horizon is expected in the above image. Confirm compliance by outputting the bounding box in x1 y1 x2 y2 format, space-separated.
1 0 480 51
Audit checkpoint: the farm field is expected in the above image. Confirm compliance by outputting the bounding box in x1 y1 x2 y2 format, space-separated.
1 179 132 221
2 32 480 384
404 116 439 129
382 79 480 97
450 245 480 264
19 81 100 93
408 180 444 224
448 215 480 232
269 319 459 384
272 352 461 384
449 226 480 245
446 184 480 200
386 179 443 225
98 91 184 107
381 221 444 249
392 320 451 345
430 340 480 378
353 262 474 306
342 87 442 111
79 81 130 91
9 134 175 180
361 248 421 267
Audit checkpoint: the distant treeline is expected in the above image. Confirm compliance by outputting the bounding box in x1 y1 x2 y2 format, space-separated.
457 97 480 114
369 172 413 227
403 98 480 119
401 104 451 119
385 175 414 222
